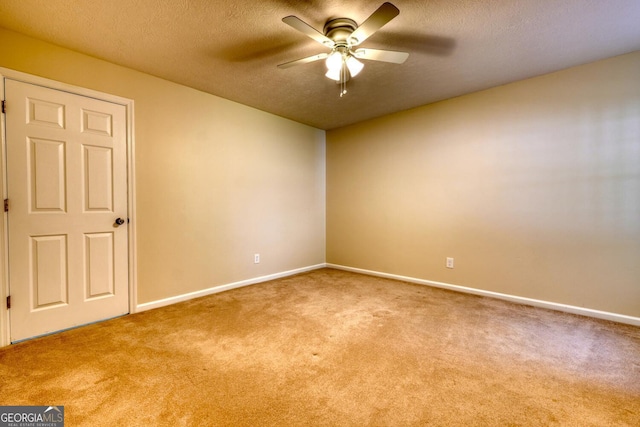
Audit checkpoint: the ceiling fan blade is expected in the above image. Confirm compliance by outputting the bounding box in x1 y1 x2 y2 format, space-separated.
349 2 400 45
282 16 335 47
354 48 409 64
277 53 329 69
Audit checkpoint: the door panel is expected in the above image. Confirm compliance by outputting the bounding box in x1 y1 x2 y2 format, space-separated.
27 97 65 128
29 137 67 212
5 79 129 342
31 234 68 308
83 145 113 211
84 232 115 299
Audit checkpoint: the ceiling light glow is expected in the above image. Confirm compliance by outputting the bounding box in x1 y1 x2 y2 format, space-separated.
325 51 343 72
345 56 363 77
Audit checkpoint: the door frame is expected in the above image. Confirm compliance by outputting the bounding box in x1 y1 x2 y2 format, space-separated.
0 68 137 347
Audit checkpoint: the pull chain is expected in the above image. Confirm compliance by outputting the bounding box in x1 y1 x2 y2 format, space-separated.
340 62 347 97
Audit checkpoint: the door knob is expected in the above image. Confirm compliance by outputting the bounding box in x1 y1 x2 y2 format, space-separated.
114 218 125 226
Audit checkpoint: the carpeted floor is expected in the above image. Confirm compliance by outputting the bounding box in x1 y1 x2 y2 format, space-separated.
1 268 639 426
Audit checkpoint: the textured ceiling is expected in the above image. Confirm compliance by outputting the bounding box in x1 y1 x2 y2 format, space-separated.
1 0 639 130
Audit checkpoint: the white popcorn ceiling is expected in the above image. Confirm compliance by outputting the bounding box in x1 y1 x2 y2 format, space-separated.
1 0 639 130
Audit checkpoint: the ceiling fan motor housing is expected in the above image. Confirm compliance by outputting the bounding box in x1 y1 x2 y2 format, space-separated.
323 18 358 45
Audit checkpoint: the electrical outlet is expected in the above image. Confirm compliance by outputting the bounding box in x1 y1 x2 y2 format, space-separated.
254 253 260 264
446 257 454 269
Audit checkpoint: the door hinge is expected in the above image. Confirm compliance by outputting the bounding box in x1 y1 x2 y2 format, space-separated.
3 199 8 213
1 100 5 114
6 296 10 310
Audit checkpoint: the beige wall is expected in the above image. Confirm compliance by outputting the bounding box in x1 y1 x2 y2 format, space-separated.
1 26 638 322
0 28 326 304
327 51 640 317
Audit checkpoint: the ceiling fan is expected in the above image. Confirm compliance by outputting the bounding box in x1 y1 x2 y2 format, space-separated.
278 2 409 96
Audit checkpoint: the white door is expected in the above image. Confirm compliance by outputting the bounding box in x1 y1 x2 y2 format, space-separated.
5 78 129 342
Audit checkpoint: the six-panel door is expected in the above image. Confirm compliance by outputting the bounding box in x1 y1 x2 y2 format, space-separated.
5 79 129 342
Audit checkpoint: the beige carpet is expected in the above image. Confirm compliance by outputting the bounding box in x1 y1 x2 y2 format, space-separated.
1 268 639 426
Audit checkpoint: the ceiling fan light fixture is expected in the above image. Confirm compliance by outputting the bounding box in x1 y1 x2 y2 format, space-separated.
346 55 364 77
325 51 343 72
325 66 342 81
325 51 364 81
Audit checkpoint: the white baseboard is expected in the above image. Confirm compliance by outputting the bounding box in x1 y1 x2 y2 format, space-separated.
136 262 640 327
327 264 640 327
136 264 326 313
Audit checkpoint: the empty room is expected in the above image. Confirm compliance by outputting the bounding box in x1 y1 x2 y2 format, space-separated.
0 1 639 426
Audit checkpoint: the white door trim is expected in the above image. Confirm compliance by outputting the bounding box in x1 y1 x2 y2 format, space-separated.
0 68 137 347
